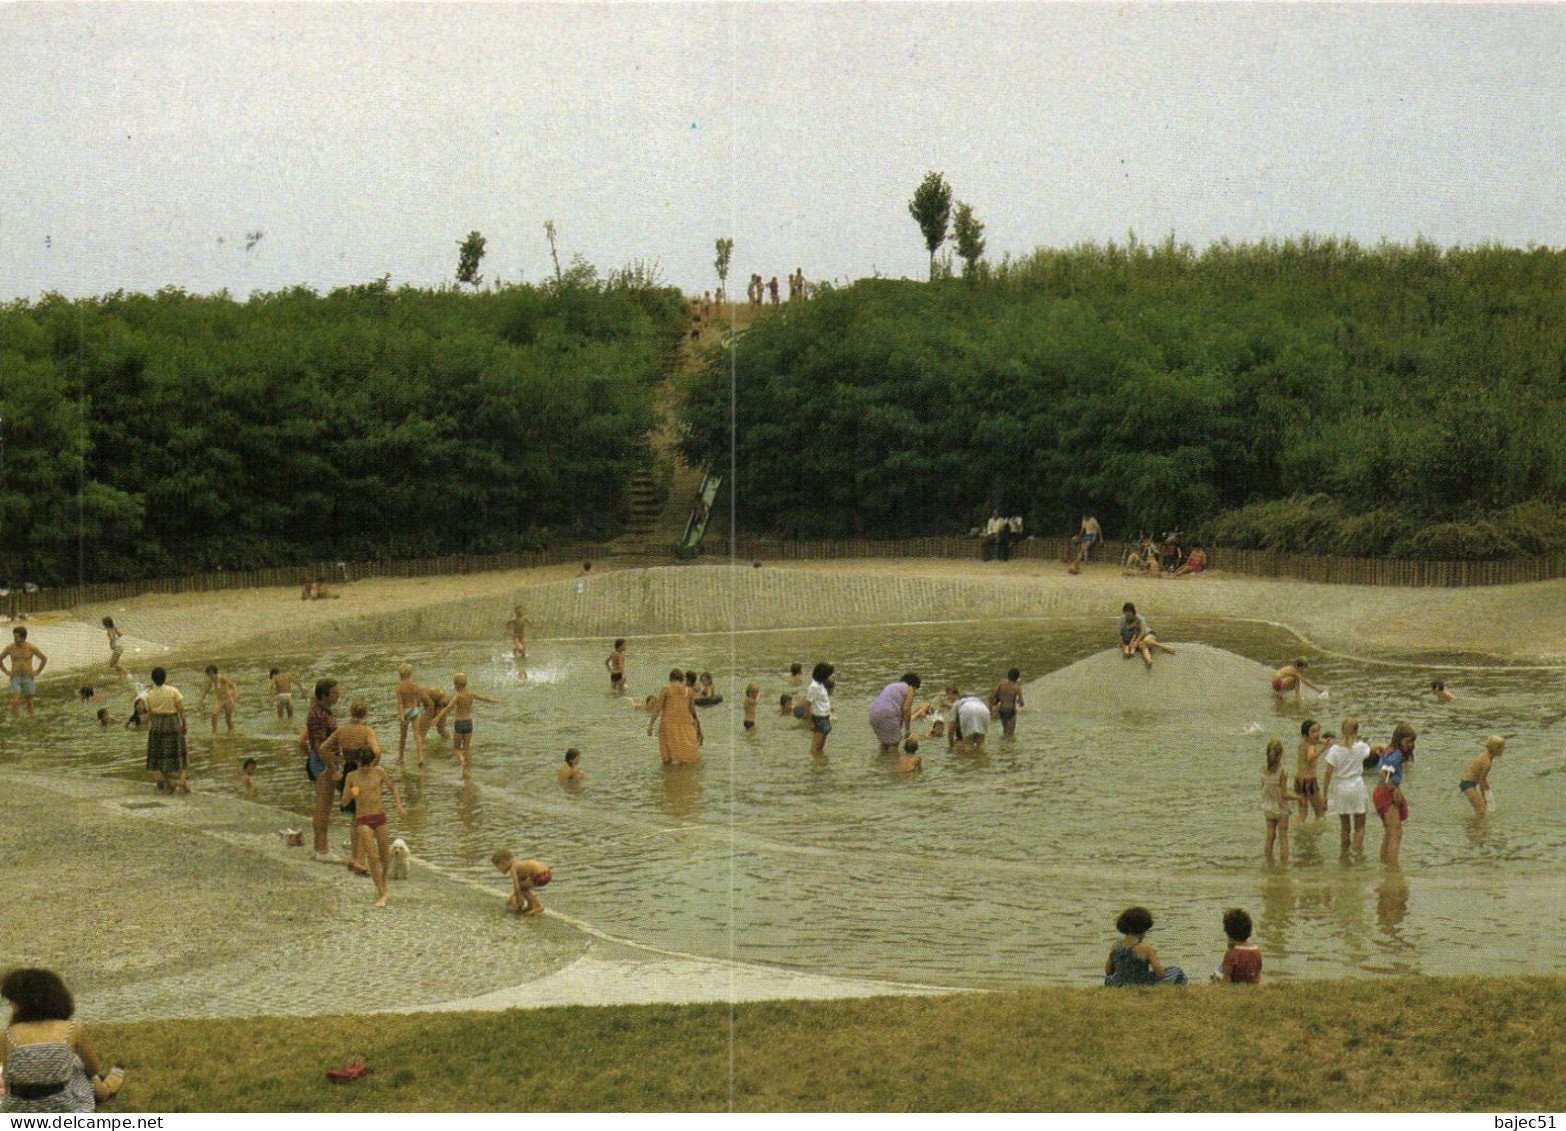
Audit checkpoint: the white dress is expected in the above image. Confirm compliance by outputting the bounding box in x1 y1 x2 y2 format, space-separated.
1323 741 1370 816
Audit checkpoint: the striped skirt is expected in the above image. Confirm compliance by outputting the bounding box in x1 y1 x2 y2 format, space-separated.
145 713 187 773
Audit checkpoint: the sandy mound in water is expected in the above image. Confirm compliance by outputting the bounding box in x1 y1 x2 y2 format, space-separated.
1025 642 1278 719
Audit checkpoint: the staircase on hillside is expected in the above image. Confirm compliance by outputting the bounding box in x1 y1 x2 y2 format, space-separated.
610 466 669 554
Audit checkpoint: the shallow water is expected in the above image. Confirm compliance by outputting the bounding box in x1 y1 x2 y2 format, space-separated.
12 615 1566 988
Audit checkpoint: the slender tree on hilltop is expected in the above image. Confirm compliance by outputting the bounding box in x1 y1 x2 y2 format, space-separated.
714 237 734 303
953 201 986 280
908 171 953 281
544 220 563 284
455 230 487 289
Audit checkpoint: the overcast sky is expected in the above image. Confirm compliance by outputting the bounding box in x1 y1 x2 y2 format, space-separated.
3 2 1565 302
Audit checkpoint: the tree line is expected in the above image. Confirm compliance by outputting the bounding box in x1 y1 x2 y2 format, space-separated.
678 235 1566 559
0 274 686 585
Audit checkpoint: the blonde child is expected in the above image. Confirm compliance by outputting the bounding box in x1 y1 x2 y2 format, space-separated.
1460 736 1504 815
343 751 408 908
394 663 430 764
558 747 585 785
743 683 760 730
1262 738 1301 862
431 673 500 778
492 850 552 916
316 698 383 874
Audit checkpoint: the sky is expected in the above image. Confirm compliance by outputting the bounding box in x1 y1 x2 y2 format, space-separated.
3 2 1565 302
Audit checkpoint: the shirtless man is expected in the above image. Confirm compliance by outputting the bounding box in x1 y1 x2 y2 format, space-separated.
1271 659 1324 707
988 668 1025 739
506 606 535 660
1 626 48 717
394 663 431 764
1068 514 1103 573
268 668 299 719
431 673 501 778
605 639 626 695
199 664 239 733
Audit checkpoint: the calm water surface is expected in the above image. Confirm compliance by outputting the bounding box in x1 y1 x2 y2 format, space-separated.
12 616 1566 987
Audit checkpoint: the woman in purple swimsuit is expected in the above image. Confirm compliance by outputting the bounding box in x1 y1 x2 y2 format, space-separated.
868 672 921 756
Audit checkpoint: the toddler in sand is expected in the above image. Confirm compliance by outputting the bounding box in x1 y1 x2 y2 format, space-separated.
493 850 552 916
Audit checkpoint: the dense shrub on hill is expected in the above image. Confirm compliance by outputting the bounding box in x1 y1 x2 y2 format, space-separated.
0 276 685 584
680 237 1566 555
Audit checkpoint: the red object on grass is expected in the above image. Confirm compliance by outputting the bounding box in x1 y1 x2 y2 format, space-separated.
326 1061 369 1082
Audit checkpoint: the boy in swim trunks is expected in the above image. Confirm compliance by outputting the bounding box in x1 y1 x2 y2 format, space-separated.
605 640 626 695
268 668 299 719
492 850 552 916
432 672 501 778
1460 735 1503 816
1271 659 1323 706
199 664 239 733
988 668 1024 739
394 663 431 764
343 750 408 907
1 626 47 718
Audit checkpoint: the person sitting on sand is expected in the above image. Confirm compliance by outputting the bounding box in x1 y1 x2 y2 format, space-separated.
1169 544 1208 577
558 747 585 786
1271 659 1323 706
493 850 552 916
1431 679 1456 703
1103 906 1187 985
1119 603 1176 668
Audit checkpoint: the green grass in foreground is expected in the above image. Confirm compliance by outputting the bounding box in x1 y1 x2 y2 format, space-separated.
95 977 1566 1112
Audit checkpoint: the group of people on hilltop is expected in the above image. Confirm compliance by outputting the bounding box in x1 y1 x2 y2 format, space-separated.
744 269 808 308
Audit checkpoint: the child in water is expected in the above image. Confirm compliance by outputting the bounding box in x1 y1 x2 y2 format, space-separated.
96 707 122 726
1431 679 1456 703
241 757 258 797
896 738 922 773
1212 908 1262 983
1103 906 1187 985
1262 739 1301 862
558 747 585 785
1460 736 1503 815
492 850 552 916
431 673 501 778
743 684 760 730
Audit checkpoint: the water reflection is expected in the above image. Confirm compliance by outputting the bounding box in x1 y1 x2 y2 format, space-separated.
658 764 702 821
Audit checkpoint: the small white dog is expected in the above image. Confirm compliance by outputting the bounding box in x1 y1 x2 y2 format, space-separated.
388 838 411 880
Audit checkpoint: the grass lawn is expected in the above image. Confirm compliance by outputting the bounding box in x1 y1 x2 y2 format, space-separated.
92 976 1566 1112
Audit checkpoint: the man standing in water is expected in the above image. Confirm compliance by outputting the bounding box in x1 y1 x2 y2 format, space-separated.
306 678 342 863
0 626 47 718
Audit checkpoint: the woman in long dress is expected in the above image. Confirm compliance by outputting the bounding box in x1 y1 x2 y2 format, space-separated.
648 667 702 764
868 672 921 755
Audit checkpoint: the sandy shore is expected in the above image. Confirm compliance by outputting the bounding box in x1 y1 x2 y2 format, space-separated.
5 555 1564 1020
26 555 1566 681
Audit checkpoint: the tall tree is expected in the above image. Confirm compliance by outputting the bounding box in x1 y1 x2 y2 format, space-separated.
455 231 487 289
907 171 953 281
544 221 563 284
714 237 734 302
953 201 986 280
